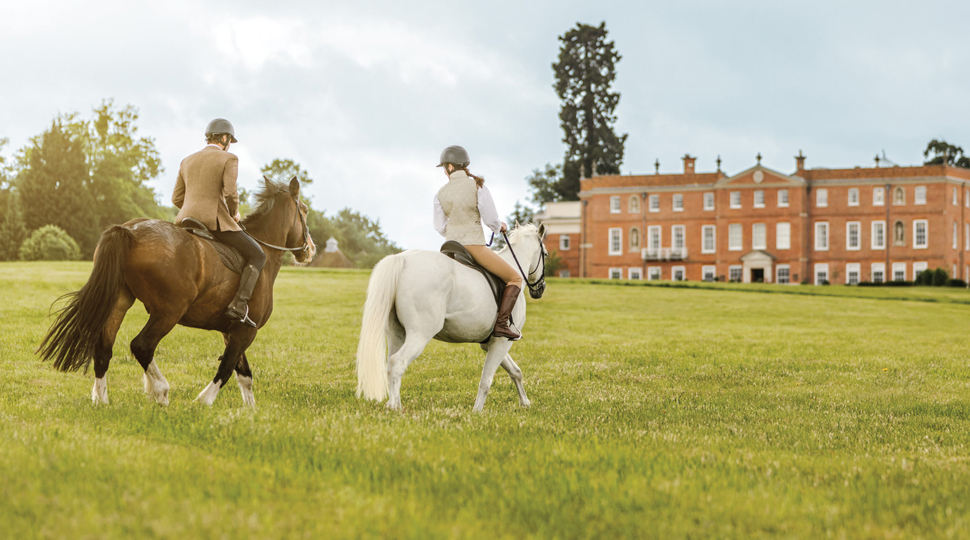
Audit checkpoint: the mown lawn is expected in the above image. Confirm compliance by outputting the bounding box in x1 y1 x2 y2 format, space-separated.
2 261 970 539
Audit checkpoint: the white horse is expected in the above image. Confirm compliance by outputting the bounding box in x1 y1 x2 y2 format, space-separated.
356 223 547 411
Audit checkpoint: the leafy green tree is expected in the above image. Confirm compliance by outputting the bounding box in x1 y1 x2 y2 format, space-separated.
261 159 313 186
551 21 627 200
526 163 564 205
17 119 100 256
18 225 81 261
924 139 970 168
0 190 27 260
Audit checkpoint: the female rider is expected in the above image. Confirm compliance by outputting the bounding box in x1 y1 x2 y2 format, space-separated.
433 145 523 340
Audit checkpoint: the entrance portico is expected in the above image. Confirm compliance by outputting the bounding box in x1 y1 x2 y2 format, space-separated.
740 250 776 283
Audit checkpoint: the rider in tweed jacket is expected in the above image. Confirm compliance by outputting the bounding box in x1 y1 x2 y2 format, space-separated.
433 145 523 340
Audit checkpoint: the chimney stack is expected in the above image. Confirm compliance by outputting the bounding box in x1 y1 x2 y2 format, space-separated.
682 154 696 174
795 150 806 173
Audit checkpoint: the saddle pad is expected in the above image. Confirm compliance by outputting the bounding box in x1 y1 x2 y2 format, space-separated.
440 241 505 307
179 220 245 274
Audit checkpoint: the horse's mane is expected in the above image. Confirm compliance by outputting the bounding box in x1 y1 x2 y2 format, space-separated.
507 223 539 244
241 179 290 227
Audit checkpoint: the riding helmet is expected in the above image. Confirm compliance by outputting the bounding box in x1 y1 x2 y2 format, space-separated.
437 145 470 168
205 118 238 143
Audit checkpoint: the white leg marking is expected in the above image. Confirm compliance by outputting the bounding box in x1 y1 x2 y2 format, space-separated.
143 360 170 406
236 374 255 407
91 376 109 405
196 380 223 406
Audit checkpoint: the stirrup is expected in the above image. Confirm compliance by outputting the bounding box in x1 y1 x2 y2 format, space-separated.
227 305 257 328
493 323 521 341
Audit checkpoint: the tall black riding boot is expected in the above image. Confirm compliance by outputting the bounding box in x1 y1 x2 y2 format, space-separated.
226 264 260 328
493 285 522 341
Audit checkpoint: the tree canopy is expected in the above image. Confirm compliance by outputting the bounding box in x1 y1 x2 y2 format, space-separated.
924 139 970 168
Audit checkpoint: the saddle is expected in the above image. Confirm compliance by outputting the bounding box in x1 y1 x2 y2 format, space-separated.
178 218 245 274
440 241 505 308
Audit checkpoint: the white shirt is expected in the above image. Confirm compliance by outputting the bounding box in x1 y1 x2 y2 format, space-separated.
433 185 506 237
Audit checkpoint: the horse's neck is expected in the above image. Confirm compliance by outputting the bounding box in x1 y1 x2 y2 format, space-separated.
499 242 537 277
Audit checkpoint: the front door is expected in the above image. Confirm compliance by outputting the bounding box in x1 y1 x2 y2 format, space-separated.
752 268 765 283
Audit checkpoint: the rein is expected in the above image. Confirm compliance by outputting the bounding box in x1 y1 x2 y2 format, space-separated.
502 231 546 299
249 194 311 254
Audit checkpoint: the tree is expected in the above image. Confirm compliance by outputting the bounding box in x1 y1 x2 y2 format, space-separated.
17 119 100 256
551 21 627 200
526 163 564 205
491 201 537 250
924 139 970 168
0 190 27 260
261 158 313 186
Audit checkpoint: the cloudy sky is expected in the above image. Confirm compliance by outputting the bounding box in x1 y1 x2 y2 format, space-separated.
2 0 969 249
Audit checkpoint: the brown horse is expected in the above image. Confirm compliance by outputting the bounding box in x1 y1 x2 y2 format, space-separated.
38 177 315 406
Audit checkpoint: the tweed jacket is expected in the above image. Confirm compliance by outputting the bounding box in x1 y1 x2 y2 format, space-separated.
172 145 241 232
434 170 504 245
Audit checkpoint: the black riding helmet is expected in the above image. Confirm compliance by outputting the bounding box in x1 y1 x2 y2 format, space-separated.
437 145 470 168
205 118 238 143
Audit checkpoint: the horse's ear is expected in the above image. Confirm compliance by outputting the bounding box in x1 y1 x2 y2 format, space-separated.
538 222 547 240
289 176 300 197
263 175 273 189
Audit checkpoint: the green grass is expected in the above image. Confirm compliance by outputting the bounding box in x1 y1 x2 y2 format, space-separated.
2 261 970 539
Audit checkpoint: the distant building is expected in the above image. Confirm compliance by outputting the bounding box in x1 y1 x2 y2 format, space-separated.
537 153 970 284
308 237 354 268
534 201 581 278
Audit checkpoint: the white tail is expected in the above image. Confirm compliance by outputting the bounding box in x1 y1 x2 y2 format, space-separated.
355 254 405 401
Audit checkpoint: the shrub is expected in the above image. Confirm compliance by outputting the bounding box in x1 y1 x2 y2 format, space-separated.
18 225 81 261
947 279 967 288
933 268 949 287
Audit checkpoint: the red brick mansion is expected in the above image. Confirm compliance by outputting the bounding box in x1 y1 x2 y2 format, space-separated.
535 153 970 284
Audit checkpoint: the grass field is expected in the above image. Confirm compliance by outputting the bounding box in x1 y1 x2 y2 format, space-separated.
3 261 970 539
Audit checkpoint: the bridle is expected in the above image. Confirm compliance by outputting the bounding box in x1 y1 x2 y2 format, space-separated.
502 231 546 299
250 193 312 256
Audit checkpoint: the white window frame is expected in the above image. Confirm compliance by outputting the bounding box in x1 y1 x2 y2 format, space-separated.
610 196 621 213
559 234 570 251
730 191 741 209
815 221 829 251
846 263 860 285
629 267 642 280
703 192 715 211
873 187 885 206
647 225 662 253
954 221 959 250
892 262 906 282
754 190 765 208
778 189 789 207
871 262 885 283
776 222 791 250
871 220 886 249
648 194 660 212
913 262 928 280
752 223 767 250
966 189 969 208
776 264 791 284
609 267 622 280
846 221 861 251
728 223 743 251
672 225 686 250
701 225 716 254
672 193 684 212
647 266 661 281
848 188 859 207
608 227 622 256
814 263 829 285
672 266 686 281
954 187 959 206
702 265 716 282
559 269 570 278
729 265 742 282
966 223 969 251
915 185 927 205
816 188 828 208
913 220 928 249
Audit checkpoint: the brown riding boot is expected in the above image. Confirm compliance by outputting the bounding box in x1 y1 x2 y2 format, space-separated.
226 264 260 328
493 285 522 341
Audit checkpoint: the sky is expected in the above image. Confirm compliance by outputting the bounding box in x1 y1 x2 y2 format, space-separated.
2 0 969 250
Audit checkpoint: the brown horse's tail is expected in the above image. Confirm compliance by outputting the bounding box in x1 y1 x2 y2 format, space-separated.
38 225 133 372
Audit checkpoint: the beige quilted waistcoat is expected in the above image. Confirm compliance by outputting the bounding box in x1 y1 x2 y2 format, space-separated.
437 171 485 245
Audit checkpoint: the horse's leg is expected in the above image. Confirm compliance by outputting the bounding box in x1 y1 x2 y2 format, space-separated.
130 312 181 406
197 327 256 406
386 331 431 411
473 339 515 412
91 288 135 404
234 352 255 407
500 353 530 408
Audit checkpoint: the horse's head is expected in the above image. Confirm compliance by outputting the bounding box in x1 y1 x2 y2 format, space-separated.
243 177 316 263
506 222 548 299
